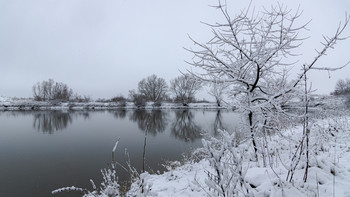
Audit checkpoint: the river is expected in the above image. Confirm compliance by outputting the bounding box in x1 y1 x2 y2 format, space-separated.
0 109 242 197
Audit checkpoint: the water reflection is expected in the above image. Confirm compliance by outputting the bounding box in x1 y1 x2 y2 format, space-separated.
0 111 34 118
112 110 127 119
32 111 90 134
171 110 201 142
33 111 73 134
213 110 225 135
129 110 168 136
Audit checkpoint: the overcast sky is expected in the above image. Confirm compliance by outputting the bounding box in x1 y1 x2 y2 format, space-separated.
1 0 349 99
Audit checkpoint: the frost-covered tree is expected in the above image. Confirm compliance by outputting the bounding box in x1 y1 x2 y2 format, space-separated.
138 74 168 104
208 82 228 107
186 0 349 164
170 74 201 106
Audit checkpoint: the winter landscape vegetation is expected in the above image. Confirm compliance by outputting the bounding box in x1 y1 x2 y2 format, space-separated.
1 0 350 197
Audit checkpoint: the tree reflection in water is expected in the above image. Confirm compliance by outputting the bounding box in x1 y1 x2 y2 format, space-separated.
79 112 90 120
128 110 169 174
171 110 201 142
33 111 73 134
129 110 168 136
213 110 226 136
112 110 127 119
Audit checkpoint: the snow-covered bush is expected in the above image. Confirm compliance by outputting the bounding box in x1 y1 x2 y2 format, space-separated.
53 140 122 197
52 164 120 197
197 130 251 197
127 171 154 197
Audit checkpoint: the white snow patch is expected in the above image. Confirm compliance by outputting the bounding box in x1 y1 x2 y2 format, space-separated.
126 114 350 197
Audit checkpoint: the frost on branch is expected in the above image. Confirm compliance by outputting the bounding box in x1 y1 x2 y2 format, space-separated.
52 186 85 195
198 130 251 197
53 140 121 197
52 162 120 197
186 0 349 167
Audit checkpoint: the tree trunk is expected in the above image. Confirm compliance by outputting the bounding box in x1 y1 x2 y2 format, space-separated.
249 111 259 164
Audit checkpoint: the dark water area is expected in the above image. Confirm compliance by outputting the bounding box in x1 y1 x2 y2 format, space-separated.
0 109 241 197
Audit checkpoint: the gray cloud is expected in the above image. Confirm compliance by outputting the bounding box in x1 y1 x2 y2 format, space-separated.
0 0 349 99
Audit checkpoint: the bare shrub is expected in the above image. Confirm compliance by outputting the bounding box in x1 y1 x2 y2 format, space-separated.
111 95 127 107
129 90 147 108
110 95 126 103
72 94 91 103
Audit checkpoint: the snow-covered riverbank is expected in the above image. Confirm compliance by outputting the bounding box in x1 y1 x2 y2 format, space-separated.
0 95 346 111
0 96 229 110
127 116 350 197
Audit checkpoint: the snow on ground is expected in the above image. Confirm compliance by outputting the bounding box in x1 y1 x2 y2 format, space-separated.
128 160 211 197
126 114 350 197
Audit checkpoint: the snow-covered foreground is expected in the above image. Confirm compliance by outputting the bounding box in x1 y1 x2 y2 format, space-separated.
125 115 350 197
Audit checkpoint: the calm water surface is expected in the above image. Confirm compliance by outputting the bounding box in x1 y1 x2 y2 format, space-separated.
0 109 241 197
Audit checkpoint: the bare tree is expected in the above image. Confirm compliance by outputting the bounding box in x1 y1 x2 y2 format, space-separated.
32 79 73 101
331 78 350 95
138 74 168 104
52 82 73 100
208 81 228 107
33 79 54 101
170 74 202 106
186 0 349 170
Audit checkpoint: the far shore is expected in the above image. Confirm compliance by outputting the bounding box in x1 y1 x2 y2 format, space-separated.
0 94 345 111
0 98 230 111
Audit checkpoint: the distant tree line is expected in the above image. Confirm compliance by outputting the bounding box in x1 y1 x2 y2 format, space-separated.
32 74 206 106
128 74 203 107
33 75 350 107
